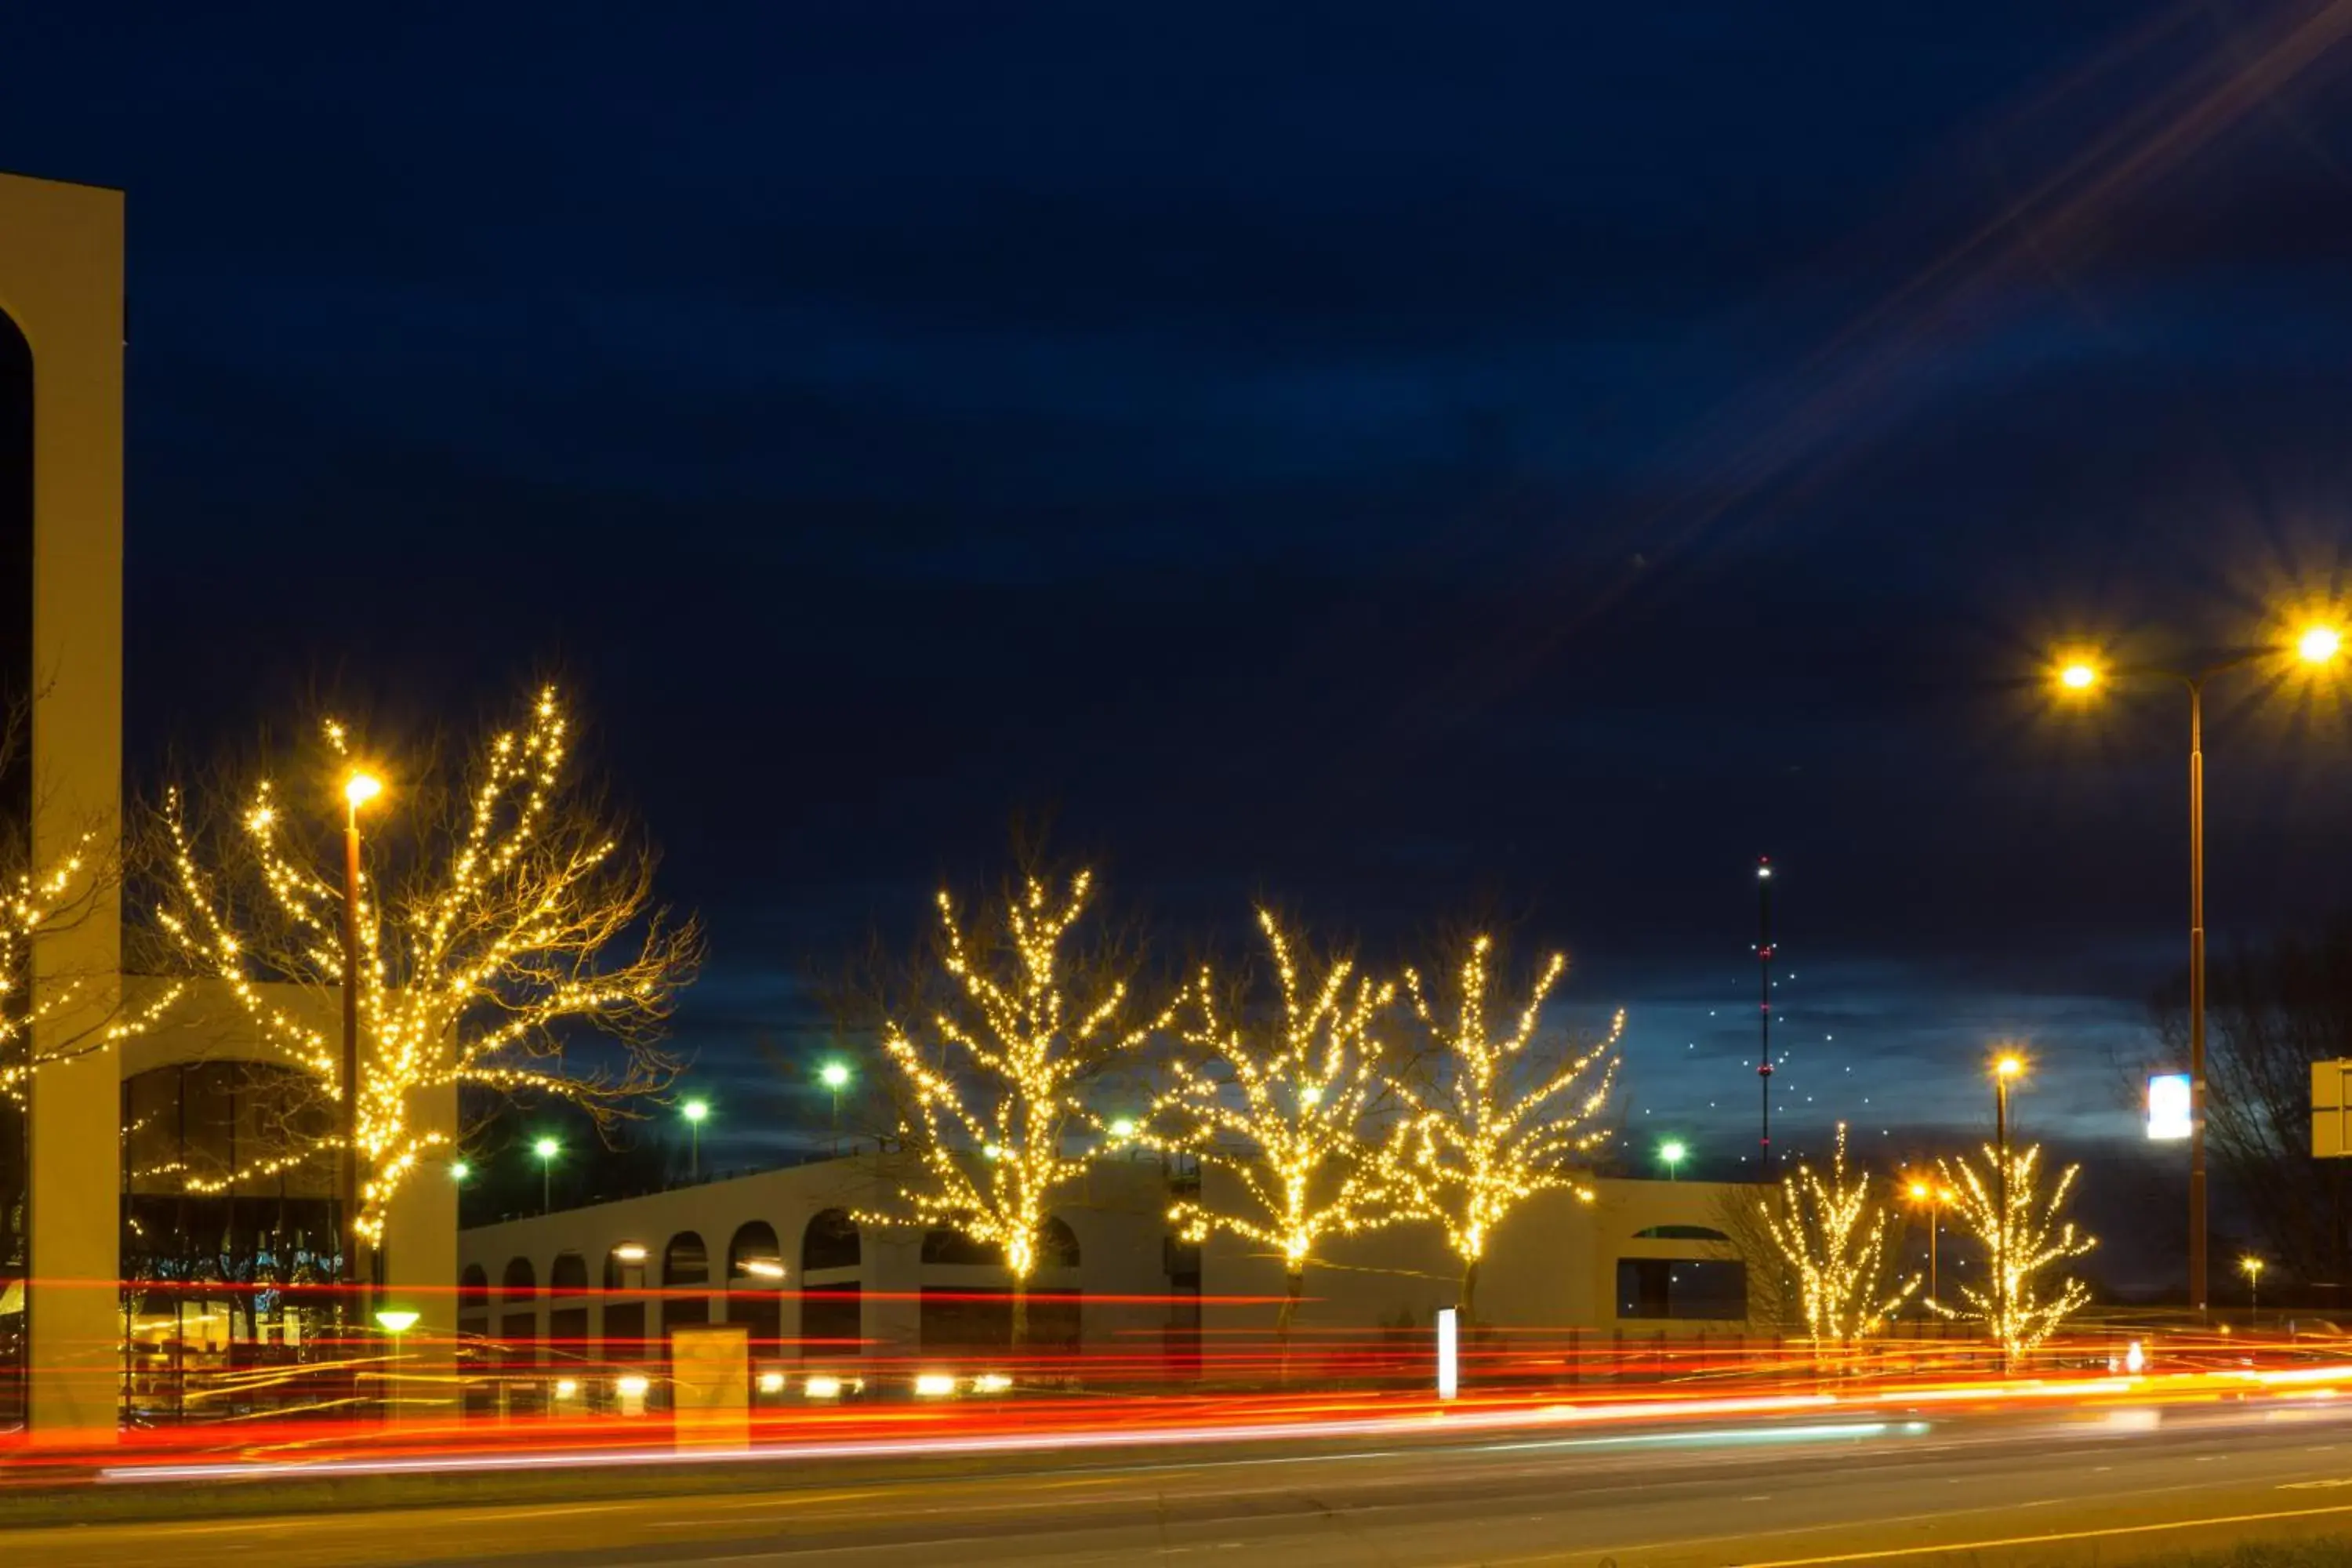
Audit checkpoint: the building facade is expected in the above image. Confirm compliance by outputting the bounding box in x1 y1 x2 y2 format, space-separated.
0 171 456 1439
459 1151 1757 1399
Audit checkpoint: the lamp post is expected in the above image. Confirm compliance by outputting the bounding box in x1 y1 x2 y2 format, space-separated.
535 1136 559 1214
2242 1255 2265 1321
819 1061 851 1150
2056 621 2342 1315
1907 1180 1947 1308
1659 1140 1687 1181
373 1307 419 1421
682 1098 708 1182
1994 1054 2024 1344
339 771 381 1324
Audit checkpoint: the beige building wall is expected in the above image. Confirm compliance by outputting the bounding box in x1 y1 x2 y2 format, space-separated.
2 171 459 1436
459 1152 1762 1399
0 169 127 1443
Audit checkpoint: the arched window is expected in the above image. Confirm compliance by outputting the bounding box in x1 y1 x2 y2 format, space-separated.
605 1243 648 1290
502 1257 536 1298
802 1208 860 1272
1631 1225 1730 1242
459 1264 489 1311
921 1227 1001 1265
725 1221 785 1345
1039 1216 1080 1268
728 1221 783 1283
550 1252 589 1294
664 1231 708 1287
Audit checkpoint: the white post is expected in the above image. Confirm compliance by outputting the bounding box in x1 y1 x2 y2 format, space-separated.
1436 1306 1459 1401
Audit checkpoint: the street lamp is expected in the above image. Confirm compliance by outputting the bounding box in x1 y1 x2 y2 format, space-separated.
534 1136 559 1214
681 1098 709 1182
2053 619 2344 1314
448 1160 470 1183
2241 1255 2266 1319
339 770 382 1322
374 1306 419 1420
1907 1179 1951 1307
818 1060 851 1150
1659 1140 1688 1181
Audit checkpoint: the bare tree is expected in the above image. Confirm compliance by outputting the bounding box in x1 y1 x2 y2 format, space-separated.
1762 1123 1916 1358
1144 909 1413 1345
1707 1184 1808 1337
2140 922 2352 1289
1933 1142 2093 1363
151 685 701 1246
1388 932 1622 1323
863 860 1167 1345
0 684 177 1102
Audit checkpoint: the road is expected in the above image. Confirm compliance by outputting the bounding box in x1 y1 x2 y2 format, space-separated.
20 1398 2352 1566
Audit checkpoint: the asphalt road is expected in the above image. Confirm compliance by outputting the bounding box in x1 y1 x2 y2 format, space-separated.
23 1399 2352 1566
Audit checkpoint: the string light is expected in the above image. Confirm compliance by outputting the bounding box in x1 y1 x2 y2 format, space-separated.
867 869 1168 1338
1388 935 1622 1319
1762 1122 1918 1354
1931 1142 2094 1361
1143 909 1406 1338
0 829 180 1102
155 687 701 1238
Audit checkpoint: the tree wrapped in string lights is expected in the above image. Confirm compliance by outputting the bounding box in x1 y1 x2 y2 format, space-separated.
1762 1122 1917 1357
1144 910 1409 1343
1933 1142 2094 1363
1389 934 1622 1322
869 866 1167 1345
0 693 177 1102
154 687 701 1244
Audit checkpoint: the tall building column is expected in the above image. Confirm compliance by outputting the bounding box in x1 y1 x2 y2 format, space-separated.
1 172 127 1443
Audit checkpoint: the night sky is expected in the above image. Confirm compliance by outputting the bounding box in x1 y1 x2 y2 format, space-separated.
11 2 2352 1284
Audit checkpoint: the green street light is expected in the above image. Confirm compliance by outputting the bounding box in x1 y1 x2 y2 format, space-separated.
682 1097 710 1182
533 1136 559 1214
819 1060 851 1151
448 1159 470 1183
1659 1140 1688 1181
1109 1118 1138 1139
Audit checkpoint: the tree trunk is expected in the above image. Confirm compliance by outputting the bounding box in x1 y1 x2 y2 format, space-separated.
1460 1258 1480 1326
1011 1276 1029 1349
1276 1267 1304 1382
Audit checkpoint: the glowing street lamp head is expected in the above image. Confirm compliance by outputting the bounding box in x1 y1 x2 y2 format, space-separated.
682 1098 709 1124
373 1308 420 1334
1109 1117 1138 1139
1907 1180 1931 1201
2057 661 2100 692
448 1160 470 1182
1995 1054 2026 1080
533 1136 559 1160
343 771 383 810
1659 1139 1688 1167
2241 1254 2266 1279
818 1061 851 1091
2298 625 2343 665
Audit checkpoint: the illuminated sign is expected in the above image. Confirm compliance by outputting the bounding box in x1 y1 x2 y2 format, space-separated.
2147 1073 2191 1142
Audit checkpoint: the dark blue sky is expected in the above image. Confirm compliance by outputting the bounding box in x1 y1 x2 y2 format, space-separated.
10 2 2352 1270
